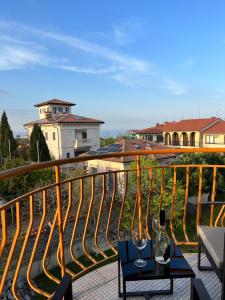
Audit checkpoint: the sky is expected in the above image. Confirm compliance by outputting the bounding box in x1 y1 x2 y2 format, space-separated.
0 0 225 136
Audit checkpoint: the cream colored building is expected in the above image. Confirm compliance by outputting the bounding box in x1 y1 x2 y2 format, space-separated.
131 117 224 148
24 99 104 159
202 121 225 148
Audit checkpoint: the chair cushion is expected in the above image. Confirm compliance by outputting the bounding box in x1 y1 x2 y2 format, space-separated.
198 226 225 269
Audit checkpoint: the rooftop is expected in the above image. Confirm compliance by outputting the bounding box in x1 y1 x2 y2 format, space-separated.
86 138 175 163
24 114 104 126
34 99 76 107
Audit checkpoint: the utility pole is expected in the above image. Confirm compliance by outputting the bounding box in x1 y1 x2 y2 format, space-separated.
36 140 40 163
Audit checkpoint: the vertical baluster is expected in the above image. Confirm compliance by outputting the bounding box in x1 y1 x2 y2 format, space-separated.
12 195 34 299
117 172 128 240
159 168 165 212
94 174 107 258
0 209 7 257
0 202 21 295
146 166 153 239
210 167 217 227
196 166 203 233
170 167 178 243
106 172 117 254
82 176 97 263
55 165 65 277
27 190 51 297
136 155 142 238
70 178 85 269
183 166 190 242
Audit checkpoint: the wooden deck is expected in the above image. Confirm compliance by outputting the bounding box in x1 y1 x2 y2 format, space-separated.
72 253 220 299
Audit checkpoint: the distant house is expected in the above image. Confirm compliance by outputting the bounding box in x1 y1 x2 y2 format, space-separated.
129 117 224 148
24 99 104 159
86 139 176 191
87 139 175 171
202 121 225 148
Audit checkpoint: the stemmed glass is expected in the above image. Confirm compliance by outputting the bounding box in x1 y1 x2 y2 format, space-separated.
132 229 147 267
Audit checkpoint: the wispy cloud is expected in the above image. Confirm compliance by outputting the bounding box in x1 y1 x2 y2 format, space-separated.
0 20 188 94
163 79 187 95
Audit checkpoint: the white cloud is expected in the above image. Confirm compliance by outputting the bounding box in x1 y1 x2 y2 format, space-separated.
0 20 188 94
163 79 188 95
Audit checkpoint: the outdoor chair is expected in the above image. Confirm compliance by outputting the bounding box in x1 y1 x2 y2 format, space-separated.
198 225 225 300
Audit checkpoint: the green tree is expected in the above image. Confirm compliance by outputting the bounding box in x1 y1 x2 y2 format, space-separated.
0 111 17 158
0 158 54 200
122 157 185 230
100 136 116 147
174 153 225 196
29 124 51 162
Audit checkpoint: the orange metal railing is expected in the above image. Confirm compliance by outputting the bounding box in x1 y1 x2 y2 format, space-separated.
0 148 225 299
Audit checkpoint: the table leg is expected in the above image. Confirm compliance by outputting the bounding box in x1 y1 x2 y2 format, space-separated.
123 280 126 300
118 256 121 297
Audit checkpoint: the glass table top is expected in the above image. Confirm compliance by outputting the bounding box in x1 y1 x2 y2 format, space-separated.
118 240 195 281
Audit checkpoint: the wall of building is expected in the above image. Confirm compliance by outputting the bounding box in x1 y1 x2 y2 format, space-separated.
202 133 225 148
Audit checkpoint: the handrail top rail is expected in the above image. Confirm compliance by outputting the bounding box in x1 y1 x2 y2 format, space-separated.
1 147 225 181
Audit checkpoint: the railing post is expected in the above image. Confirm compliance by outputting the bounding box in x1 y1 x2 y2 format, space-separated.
55 164 65 277
136 155 142 238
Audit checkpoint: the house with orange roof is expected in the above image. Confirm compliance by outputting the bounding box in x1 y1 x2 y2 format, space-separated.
24 99 104 159
162 117 222 147
202 121 225 148
131 117 224 148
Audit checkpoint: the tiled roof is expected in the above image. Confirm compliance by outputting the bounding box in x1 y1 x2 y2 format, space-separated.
137 126 164 134
24 114 104 126
34 99 75 107
87 139 175 163
162 117 221 132
204 121 225 134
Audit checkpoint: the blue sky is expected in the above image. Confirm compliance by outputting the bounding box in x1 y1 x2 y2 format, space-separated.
1 0 225 135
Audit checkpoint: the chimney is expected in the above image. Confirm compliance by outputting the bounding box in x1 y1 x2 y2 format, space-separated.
156 123 160 127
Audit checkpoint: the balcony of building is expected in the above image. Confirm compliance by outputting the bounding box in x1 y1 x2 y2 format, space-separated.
0 148 225 299
74 138 92 149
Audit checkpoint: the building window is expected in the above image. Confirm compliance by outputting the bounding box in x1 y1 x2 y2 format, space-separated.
205 135 218 144
82 131 87 140
52 132 56 140
40 109 42 113
66 152 70 158
45 132 48 140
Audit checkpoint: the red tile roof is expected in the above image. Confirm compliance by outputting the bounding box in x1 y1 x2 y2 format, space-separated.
34 99 75 107
137 126 164 134
24 114 104 126
162 117 221 132
204 121 225 134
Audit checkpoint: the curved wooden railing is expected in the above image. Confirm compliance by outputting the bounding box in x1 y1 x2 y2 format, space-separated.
1 148 225 299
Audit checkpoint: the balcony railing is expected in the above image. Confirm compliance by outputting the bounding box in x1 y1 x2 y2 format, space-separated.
1 148 225 299
74 138 91 148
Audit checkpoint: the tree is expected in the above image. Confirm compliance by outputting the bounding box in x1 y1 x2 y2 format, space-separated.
0 111 17 158
121 157 185 230
100 137 116 147
29 124 51 162
174 153 225 196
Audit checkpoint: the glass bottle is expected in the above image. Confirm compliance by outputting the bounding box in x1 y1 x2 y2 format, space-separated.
155 210 170 264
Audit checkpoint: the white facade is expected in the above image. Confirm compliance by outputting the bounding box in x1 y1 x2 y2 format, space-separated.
25 101 103 159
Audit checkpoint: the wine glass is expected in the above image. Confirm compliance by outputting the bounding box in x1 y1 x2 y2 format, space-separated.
132 229 147 267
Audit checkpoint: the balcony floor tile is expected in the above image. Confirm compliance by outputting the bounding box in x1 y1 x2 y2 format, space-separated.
72 253 220 299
